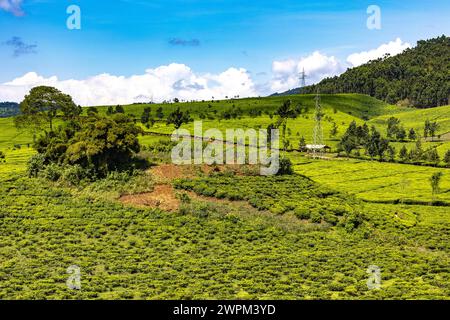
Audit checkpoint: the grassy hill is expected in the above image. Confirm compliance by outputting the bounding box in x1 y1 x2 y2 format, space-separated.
371 104 450 136
95 94 402 149
0 117 33 149
93 94 400 120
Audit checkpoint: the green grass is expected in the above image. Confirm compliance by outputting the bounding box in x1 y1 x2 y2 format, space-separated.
94 94 400 120
371 105 450 136
0 118 33 149
292 156 450 204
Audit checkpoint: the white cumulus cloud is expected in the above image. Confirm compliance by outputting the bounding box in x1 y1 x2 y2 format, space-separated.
270 51 345 93
346 38 411 67
0 63 258 105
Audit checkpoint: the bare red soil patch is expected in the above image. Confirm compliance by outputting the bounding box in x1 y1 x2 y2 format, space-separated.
121 164 261 212
120 184 180 212
149 164 185 181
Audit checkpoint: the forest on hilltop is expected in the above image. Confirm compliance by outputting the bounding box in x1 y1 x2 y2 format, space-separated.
0 102 20 118
277 36 450 108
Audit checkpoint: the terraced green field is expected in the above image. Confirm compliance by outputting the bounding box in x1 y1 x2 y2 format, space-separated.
1 158 449 299
0 118 33 149
292 156 450 204
371 105 450 136
1 93 449 300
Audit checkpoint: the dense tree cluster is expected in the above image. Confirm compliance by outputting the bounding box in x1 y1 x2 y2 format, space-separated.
30 113 142 177
339 121 391 161
338 120 447 166
16 86 142 178
302 36 450 108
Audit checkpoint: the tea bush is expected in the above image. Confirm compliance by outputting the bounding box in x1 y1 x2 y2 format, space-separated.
174 174 361 226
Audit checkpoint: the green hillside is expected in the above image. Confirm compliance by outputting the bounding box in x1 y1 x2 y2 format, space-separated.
371 104 450 136
86 94 403 151
94 93 399 120
281 35 450 108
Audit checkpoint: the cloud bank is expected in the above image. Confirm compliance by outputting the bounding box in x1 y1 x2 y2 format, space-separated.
0 0 24 16
347 38 411 67
0 64 257 105
271 51 345 93
0 38 412 105
270 38 412 93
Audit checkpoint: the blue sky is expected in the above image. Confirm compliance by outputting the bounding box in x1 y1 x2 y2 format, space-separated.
0 0 449 104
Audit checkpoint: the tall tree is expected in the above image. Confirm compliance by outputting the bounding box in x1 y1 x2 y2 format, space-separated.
276 100 297 153
18 86 80 133
408 128 417 141
429 172 443 200
429 121 439 141
141 107 151 124
399 145 408 161
115 105 125 114
167 108 191 130
330 122 338 138
444 150 450 167
424 119 430 138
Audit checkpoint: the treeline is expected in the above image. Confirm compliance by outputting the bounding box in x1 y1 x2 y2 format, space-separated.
302 36 450 108
338 119 450 167
0 102 20 118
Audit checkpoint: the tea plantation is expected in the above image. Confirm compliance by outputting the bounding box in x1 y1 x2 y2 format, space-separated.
0 93 449 299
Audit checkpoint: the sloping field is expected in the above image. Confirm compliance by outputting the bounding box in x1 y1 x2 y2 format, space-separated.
293 156 450 204
371 105 450 136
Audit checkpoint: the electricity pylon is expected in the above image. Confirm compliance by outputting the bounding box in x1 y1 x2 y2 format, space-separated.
312 89 324 158
299 68 307 93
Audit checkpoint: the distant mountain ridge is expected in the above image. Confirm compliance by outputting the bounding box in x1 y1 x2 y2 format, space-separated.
0 102 20 118
272 35 449 108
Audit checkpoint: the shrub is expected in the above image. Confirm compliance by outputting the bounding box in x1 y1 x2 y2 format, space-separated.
344 211 364 231
227 192 243 201
202 187 216 197
310 211 322 223
193 183 208 195
61 164 87 185
215 190 227 199
27 153 45 177
324 214 339 226
444 150 450 167
277 157 294 175
176 192 191 204
270 204 287 215
41 163 62 181
294 208 311 220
